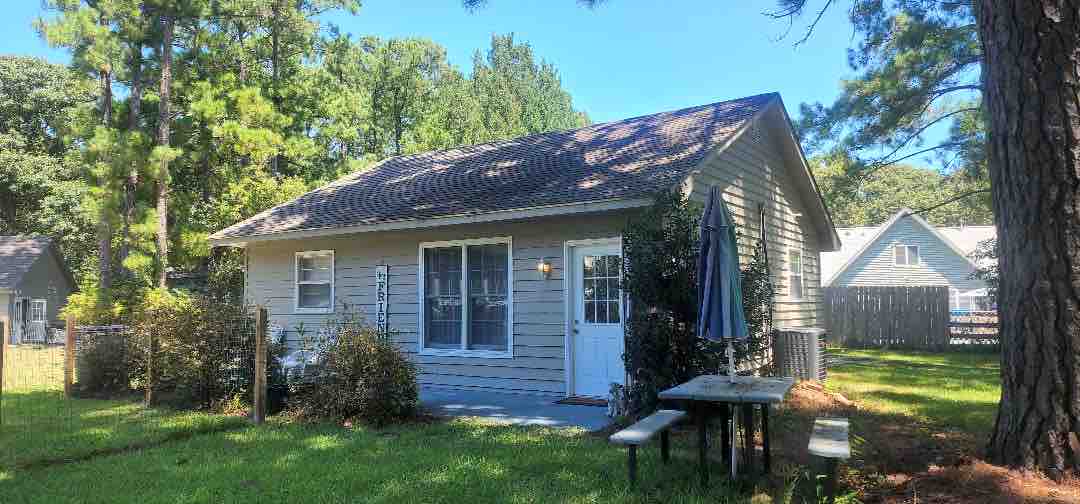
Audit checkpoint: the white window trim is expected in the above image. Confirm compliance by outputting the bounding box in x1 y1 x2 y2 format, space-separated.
417 236 514 359
294 250 335 314
788 246 804 301
894 244 921 267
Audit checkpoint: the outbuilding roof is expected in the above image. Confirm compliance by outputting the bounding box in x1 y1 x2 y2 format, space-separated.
210 92 836 248
0 236 56 290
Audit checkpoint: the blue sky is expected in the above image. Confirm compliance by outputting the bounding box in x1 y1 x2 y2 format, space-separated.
3 1 855 123
9 2 954 169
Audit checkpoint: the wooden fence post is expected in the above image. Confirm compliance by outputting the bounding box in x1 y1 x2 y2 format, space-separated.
64 314 75 398
145 325 157 406
1 315 7 426
253 306 267 424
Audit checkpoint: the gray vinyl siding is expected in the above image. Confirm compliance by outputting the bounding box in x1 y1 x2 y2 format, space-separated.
245 212 631 396
684 113 824 329
831 217 985 291
12 250 73 326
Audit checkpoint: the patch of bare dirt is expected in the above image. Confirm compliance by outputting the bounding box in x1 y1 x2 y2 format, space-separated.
778 381 1080 503
874 457 1080 503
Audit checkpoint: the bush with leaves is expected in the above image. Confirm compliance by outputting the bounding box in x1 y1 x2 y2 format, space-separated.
622 191 775 415
70 286 279 411
75 328 134 397
288 313 418 426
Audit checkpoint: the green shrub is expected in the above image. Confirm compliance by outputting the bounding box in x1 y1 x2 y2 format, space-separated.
71 287 273 411
622 191 776 415
75 329 133 396
289 316 418 426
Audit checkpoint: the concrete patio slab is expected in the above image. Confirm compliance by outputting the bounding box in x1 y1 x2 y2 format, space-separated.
420 387 613 431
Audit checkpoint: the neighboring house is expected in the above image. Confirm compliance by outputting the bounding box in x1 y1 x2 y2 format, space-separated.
0 237 75 345
820 209 996 312
210 92 841 398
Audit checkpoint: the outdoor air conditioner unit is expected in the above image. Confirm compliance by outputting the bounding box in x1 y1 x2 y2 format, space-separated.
773 327 827 382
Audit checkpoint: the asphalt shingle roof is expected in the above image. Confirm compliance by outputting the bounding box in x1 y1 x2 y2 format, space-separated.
211 93 778 242
0 236 53 290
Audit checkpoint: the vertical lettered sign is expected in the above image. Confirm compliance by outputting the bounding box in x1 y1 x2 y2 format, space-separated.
375 265 389 333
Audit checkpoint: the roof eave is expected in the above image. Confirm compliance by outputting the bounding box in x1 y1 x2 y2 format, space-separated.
209 197 654 248
770 96 843 252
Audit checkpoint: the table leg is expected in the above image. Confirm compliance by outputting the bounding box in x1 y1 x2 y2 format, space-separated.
762 404 771 474
719 403 731 467
742 404 755 470
697 403 710 487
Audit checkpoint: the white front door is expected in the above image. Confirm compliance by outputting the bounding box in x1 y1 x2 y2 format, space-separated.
570 243 626 398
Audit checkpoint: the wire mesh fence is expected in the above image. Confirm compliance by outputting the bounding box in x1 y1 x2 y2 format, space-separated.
0 306 268 472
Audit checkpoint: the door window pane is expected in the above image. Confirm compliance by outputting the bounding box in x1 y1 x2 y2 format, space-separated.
582 253 621 325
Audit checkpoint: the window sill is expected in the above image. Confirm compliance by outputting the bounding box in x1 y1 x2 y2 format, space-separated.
294 307 334 315
418 348 513 359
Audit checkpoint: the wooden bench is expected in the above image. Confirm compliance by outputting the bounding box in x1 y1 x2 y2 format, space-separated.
808 417 851 504
609 409 688 486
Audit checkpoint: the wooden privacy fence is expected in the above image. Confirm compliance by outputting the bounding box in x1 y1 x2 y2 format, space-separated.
824 286 951 349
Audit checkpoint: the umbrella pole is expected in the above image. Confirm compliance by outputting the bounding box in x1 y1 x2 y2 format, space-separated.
726 340 736 383
725 338 738 478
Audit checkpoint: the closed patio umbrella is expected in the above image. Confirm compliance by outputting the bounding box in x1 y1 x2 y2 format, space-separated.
697 185 749 377
697 185 751 478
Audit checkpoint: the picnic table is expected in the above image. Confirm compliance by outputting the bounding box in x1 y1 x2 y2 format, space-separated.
658 375 794 485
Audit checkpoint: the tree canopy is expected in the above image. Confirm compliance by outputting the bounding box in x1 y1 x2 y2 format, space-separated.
9 1 588 292
773 0 989 226
811 151 993 227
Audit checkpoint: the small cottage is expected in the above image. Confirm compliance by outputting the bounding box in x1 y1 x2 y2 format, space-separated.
0 236 75 345
210 93 840 398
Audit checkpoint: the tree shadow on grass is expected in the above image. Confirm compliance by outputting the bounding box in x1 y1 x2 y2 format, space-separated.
2 418 783 504
1 390 247 470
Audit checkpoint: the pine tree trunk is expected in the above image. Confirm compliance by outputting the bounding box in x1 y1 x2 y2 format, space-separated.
121 42 143 268
155 16 174 289
270 0 282 176
98 68 113 291
978 1 1080 479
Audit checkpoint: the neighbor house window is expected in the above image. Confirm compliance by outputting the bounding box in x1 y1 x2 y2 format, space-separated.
30 299 46 322
420 238 512 356
789 248 804 300
295 250 334 312
894 245 920 266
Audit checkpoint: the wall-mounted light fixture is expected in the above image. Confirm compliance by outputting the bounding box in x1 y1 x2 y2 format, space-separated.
537 258 552 279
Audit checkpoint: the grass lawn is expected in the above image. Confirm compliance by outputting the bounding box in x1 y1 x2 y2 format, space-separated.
827 349 1000 434
0 348 1017 503
1 345 247 472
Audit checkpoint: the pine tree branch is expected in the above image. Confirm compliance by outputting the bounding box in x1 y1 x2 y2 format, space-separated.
860 106 979 171
861 141 965 177
908 189 990 216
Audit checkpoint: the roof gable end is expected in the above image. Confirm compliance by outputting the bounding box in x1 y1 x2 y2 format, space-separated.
823 209 980 286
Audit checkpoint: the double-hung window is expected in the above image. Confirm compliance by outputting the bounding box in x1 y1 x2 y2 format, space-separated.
295 250 334 312
788 248 804 300
420 238 512 357
894 244 920 266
